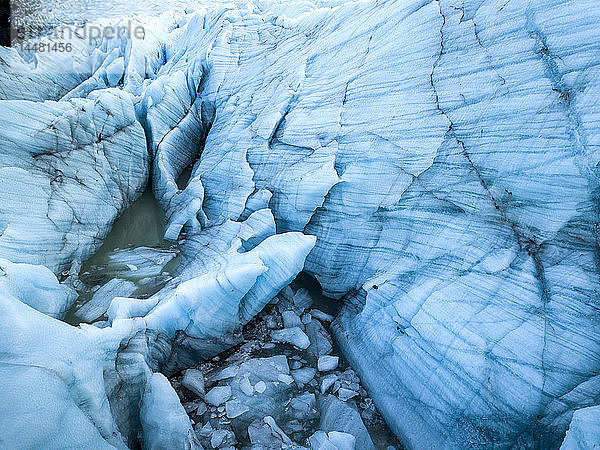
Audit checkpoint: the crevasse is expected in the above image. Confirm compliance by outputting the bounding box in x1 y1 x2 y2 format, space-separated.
0 0 599 448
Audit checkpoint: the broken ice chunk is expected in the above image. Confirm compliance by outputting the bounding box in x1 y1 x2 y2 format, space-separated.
290 361 303 370
204 386 231 406
184 400 207 416
239 376 254 396
292 288 313 311
182 369 206 397
318 356 339 372
271 327 310 349
225 400 249 419
282 310 303 328
318 395 374 449
140 373 200 450
309 430 353 450
210 429 228 448
248 416 292 448
561 405 600 450
291 392 317 419
328 431 356 450
292 367 316 387
75 278 136 323
277 374 294 385
321 374 338 394
310 309 334 323
213 365 239 382
306 320 333 357
338 388 359 402
264 416 292 444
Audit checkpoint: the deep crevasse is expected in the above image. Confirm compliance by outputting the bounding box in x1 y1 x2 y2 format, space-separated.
0 0 599 448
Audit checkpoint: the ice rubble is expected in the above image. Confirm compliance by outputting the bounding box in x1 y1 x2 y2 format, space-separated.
0 0 599 448
170 286 386 449
0 211 315 448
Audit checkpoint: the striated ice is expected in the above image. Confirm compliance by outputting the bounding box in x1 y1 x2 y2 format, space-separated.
0 202 313 447
107 210 315 371
0 88 149 277
0 0 599 447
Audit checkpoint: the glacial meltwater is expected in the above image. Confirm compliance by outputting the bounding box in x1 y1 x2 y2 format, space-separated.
65 188 180 325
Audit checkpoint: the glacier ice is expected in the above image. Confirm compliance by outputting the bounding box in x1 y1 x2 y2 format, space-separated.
319 394 375 450
74 278 137 323
0 0 599 448
0 215 314 448
0 88 149 275
561 406 600 450
0 291 140 448
0 258 76 318
140 372 201 449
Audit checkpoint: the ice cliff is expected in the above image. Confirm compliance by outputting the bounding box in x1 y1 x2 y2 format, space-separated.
0 0 599 448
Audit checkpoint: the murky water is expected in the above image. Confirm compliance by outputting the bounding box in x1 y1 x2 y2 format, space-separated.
64 189 180 325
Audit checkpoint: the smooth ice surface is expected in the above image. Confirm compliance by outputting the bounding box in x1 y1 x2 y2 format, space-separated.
1 0 599 448
140 373 200 449
0 258 76 318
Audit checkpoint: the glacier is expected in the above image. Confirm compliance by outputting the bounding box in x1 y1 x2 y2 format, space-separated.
0 0 599 448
